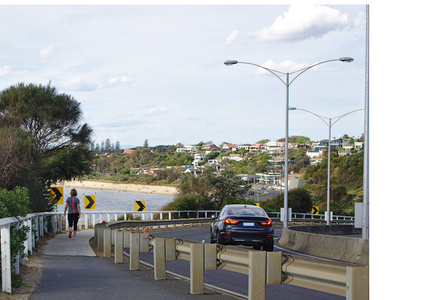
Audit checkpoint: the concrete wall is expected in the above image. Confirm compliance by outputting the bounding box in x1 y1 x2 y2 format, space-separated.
278 226 369 266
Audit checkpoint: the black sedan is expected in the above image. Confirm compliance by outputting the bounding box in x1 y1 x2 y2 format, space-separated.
210 204 274 251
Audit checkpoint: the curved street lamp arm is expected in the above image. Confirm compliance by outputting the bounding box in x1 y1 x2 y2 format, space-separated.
330 109 364 127
236 61 287 85
290 107 329 126
288 59 341 86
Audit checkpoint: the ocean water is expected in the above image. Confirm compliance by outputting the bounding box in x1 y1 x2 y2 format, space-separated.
56 187 175 212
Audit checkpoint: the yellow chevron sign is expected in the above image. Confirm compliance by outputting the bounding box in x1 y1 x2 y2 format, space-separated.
135 201 146 211
311 206 319 214
85 195 96 209
50 187 64 205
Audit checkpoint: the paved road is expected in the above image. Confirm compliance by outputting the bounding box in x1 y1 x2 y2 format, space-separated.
31 229 238 300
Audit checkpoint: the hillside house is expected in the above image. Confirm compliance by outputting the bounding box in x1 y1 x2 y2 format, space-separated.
193 152 206 166
201 144 220 152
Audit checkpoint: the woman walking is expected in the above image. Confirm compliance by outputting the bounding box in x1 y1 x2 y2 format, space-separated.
64 189 81 239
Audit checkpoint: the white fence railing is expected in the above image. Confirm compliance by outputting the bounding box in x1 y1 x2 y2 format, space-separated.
0 210 354 294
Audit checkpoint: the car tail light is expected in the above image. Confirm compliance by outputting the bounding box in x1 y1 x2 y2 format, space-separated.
258 219 272 226
224 218 240 225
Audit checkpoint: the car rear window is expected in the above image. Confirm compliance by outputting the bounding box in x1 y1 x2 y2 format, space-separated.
226 207 267 217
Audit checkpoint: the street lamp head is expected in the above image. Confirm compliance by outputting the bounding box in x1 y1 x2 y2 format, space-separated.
339 57 354 63
224 60 238 66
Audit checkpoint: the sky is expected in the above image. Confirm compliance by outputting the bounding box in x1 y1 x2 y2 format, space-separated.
0 3 367 148
2 1 443 297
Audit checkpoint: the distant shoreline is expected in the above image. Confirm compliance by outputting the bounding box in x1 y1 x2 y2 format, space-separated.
61 180 178 197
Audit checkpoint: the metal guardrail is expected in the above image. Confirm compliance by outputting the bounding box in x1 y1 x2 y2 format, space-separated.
0 210 357 295
98 219 368 300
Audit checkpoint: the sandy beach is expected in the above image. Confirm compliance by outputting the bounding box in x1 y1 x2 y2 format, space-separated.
61 180 178 196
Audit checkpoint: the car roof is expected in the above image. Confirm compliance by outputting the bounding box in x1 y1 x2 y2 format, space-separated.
224 204 259 208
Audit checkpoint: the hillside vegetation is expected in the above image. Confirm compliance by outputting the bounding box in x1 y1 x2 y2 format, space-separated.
90 142 364 216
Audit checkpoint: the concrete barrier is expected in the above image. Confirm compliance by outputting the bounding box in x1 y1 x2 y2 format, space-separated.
278 227 369 265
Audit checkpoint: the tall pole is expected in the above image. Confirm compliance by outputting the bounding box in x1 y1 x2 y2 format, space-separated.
283 74 290 228
327 118 332 226
362 4 370 239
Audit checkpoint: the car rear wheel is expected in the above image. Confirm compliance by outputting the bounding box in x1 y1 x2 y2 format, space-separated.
263 242 274 252
216 231 224 245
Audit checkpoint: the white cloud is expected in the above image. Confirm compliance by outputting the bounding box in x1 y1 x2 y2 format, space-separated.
60 75 132 91
108 76 132 86
147 106 170 116
61 76 101 91
40 45 54 58
0 64 11 76
253 4 348 42
225 29 240 45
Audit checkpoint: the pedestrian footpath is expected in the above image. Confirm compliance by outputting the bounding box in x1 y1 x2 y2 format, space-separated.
31 229 238 300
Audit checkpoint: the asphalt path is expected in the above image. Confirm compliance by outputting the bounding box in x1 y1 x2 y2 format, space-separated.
31 229 236 300
135 226 344 300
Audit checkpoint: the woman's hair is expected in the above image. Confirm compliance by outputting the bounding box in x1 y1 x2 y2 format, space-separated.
70 189 77 197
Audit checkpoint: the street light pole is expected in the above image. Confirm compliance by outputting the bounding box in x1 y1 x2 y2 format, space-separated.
289 107 364 225
224 57 353 228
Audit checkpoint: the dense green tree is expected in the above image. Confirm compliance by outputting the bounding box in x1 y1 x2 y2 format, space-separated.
177 173 209 198
0 82 93 211
203 167 251 209
260 188 313 213
0 186 31 218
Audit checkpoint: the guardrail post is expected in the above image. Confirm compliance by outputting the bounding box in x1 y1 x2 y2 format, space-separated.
266 251 282 285
165 237 176 261
114 230 124 263
346 266 369 300
1 224 12 293
124 230 130 248
96 225 104 251
103 228 112 257
204 244 217 270
140 232 150 252
154 237 166 280
130 232 140 270
248 251 266 300
190 243 204 294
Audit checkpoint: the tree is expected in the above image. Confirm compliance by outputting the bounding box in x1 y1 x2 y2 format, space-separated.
203 167 250 209
261 188 313 213
143 139 149 148
177 173 209 198
105 138 111 153
0 127 36 189
0 82 94 211
0 186 31 218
